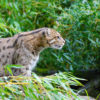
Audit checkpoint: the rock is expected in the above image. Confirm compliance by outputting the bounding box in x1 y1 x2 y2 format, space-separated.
78 96 95 100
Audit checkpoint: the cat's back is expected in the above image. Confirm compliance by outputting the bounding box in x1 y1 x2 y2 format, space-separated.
0 36 17 66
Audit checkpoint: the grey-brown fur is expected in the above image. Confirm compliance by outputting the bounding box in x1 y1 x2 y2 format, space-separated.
0 28 65 76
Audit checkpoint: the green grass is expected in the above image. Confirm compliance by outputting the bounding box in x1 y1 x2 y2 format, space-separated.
0 72 84 100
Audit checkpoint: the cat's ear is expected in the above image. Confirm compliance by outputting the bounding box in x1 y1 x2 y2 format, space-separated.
47 28 50 35
42 28 50 37
42 31 45 37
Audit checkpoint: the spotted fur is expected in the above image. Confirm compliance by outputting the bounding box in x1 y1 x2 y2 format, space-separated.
0 27 65 76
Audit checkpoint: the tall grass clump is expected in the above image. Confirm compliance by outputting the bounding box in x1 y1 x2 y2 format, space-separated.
0 72 84 100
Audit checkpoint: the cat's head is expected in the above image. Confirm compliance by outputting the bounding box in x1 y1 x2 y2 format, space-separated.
42 28 65 49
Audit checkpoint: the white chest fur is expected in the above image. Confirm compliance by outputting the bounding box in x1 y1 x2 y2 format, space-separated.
28 55 39 71
14 46 40 72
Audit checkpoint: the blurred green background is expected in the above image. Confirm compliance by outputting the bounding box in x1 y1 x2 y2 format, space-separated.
0 0 100 75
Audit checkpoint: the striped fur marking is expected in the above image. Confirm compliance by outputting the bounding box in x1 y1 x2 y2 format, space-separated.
7 29 42 48
49 39 56 44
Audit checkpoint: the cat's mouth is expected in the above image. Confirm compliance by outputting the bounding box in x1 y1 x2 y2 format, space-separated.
51 44 64 49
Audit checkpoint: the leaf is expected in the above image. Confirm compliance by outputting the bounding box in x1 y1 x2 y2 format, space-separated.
6 67 13 76
6 65 24 69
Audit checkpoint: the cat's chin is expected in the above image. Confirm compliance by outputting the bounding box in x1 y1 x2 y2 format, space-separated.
51 45 63 50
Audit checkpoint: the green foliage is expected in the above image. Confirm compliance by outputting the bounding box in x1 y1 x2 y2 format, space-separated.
0 72 84 100
0 0 100 73
36 0 100 73
0 0 99 99
55 0 100 71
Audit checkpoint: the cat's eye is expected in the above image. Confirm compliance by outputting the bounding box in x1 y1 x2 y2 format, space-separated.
57 36 60 39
